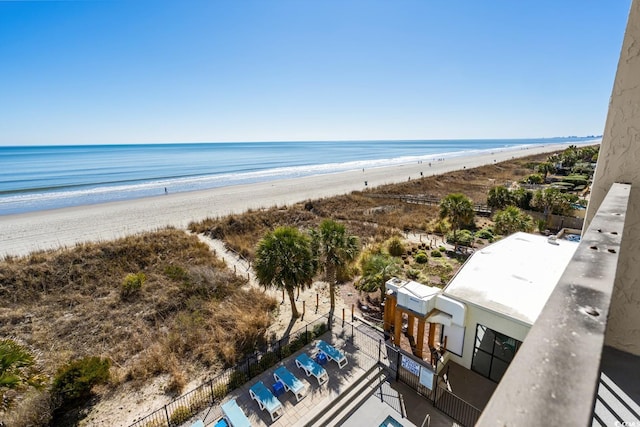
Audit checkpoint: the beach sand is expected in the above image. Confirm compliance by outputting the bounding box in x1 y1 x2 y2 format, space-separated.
0 144 572 258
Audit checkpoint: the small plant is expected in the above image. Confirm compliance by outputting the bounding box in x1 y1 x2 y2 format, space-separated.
438 246 446 252
212 382 228 401
312 321 328 338
53 356 110 406
387 237 404 257
406 268 421 280
414 251 428 264
169 405 191 425
431 250 443 258
476 228 494 240
227 370 247 390
164 265 189 282
120 272 146 299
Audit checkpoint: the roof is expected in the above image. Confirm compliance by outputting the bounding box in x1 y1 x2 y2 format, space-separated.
443 232 579 325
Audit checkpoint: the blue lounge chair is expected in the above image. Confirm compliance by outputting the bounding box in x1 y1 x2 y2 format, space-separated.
295 353 328 386
221 399 251 427
316 340 348 368
273 365 307 401
249 381 283 422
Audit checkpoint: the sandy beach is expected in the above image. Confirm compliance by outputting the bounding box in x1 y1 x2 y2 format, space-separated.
0 143 574 258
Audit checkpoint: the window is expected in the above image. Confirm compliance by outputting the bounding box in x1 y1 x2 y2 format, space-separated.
471 324 522 382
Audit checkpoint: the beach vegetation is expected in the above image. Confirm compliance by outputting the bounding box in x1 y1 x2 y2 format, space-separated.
536 161 556 180
357 252 400 303
523 173 544 184
414 251 428 264
487 186 513 210
475 227 495 241
439 193 474 247
511 188 533 210
530 188 573 221
387 237 405 256
493 206 534 235
120 272 146 300
431 250 443 258
310 220 360 314
52 356 110 406
254 226 315 319
446 229 474 247
0 339 45 411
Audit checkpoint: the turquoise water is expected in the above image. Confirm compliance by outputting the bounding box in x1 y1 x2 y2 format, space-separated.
0 138 596 215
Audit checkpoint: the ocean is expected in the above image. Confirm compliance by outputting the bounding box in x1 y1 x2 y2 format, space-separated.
0 138 597 216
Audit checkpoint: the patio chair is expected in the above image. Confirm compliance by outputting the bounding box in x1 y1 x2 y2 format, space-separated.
316 340 348 368
295 353 329 386
273 365 307 401
249 381 283 422
221 398 252 427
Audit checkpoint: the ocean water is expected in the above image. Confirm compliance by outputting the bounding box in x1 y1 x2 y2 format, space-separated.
0 138 596 216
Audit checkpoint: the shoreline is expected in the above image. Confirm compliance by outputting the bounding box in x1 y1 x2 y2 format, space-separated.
0 143 577 257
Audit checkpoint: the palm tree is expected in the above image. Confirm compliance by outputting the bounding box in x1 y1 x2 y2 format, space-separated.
311 219 360 314
536 162 556 181
254 226 315 319
493 206 534 235
439 193 474 246
357 253 400 304
531 188 572 223
487 186 513 210
0 339 44 410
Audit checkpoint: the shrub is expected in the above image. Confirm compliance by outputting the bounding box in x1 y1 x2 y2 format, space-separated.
414 251 428 264
476 228 494 240
227 370 247 390
312 321 328 338
120 272 146 299
169 405 191 425
387 237 404 257
212 382 228 401
438 246 446 252
406 268 421 280
53 357 110 405
446 229 474 247
164 265 189 282
431 250 443 258
523 173 544 184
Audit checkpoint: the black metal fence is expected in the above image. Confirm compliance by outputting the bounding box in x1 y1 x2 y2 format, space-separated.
434 385 481 427
129 316 330 427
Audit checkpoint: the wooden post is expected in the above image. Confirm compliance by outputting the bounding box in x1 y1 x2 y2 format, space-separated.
302 301 306 318
407 315 415 339
282 289 285 304
342 308 345 326
417 319 426 359
316 293 319 312
394 308 403 346
351 304 355 321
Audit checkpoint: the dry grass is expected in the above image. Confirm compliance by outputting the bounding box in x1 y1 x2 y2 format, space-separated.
0 228 277 401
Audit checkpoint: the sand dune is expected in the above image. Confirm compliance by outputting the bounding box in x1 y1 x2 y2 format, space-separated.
0 144 573 257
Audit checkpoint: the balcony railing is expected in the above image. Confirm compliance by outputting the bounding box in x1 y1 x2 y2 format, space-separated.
477 182 631 426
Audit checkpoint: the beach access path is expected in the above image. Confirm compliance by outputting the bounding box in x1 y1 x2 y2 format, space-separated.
0 144 573 258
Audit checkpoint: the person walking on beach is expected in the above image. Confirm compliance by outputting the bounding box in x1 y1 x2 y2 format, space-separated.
164 187 168 195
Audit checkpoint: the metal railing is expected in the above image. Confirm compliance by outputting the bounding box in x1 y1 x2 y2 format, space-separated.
129 316 330 427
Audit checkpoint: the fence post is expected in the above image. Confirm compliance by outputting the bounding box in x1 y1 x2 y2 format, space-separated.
305 325 308 344
164 405 170 427
378 339 382 363
395 350 401 381
209 379 215 403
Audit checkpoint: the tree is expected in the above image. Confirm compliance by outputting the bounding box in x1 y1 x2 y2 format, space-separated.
254 226 315 319
439 193 474 245
357 253 400 304
531 188 572 222
536 162 556 181
493 206 534 235
311 219 360 314
0 339 45 411
487 186 513 210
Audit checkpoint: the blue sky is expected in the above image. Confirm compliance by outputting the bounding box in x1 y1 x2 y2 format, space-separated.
0 1 632 146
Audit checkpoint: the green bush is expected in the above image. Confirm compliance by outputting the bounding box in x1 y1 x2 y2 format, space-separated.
446 229 474 247
387 237 404 257
476 228 494 240
438 246 446 252
164 265 189 282
312 321 328 338
523 173 544 184
212 382 228 401
227 370 247 390
120 272 146 299
414 251 428 264
53 357 110 405
169 405 191 425
406 268 421 280
431 250 443 258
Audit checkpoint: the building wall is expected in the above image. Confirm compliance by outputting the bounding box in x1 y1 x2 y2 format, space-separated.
585 0 640 356
445 300 531 370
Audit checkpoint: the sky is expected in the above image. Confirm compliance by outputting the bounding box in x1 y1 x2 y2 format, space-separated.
0 0 633 146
